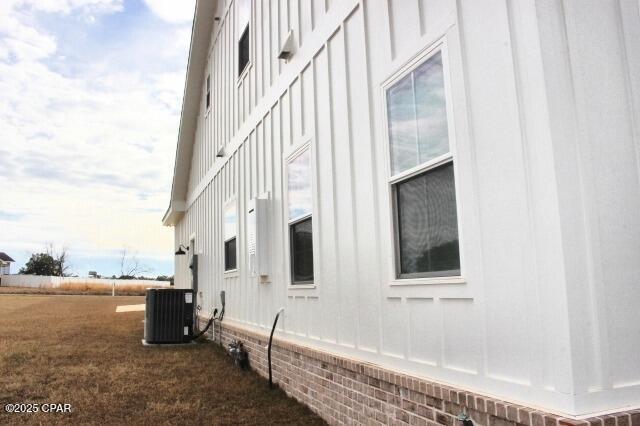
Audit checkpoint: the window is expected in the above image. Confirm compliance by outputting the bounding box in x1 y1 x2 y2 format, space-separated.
224 237 237 271
224 200 237 271
386 49 460 279
237 0 250 76
238 27 250 76
205 74 210 110
287 148 314 284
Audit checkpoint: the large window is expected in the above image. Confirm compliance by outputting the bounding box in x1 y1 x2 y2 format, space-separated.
224 200 237 272
386 49 460 279
287 148 314 284
237 0 250 76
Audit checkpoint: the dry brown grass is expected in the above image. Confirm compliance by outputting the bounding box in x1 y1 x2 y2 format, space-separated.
0 295 324 425
0 283 162 296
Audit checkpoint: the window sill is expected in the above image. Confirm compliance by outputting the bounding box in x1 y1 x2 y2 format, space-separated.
390 276 466 286
236 62 253 86
224 269 239 278
287 284 316 290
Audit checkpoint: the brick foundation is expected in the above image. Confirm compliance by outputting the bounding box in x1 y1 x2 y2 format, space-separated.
197 317 640 426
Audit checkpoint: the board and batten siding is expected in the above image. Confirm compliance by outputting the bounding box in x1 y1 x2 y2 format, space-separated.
171 0 640 417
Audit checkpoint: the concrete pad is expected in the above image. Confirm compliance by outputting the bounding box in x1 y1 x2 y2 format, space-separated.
115 304 145 312
141 339 197 347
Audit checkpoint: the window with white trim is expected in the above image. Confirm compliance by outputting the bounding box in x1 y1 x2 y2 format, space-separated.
386 49 460 279
287 148 314 284
224 199 237 271
237 0 250 76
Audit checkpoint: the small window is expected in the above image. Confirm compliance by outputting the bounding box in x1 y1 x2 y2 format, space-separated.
237 0 250 77
238 27 250 76
224 200 237 272
386 49 460 279
206 74 210 110
224 237 237 271
287 148 314 284
290 217 313 283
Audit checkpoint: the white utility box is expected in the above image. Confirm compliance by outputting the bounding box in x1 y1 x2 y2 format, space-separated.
247 192 270 279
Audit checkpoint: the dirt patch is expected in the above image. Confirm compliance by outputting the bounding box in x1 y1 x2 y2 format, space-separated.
0 295 324 425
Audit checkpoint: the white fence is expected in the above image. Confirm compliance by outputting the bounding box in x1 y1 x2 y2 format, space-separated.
0 274 171 288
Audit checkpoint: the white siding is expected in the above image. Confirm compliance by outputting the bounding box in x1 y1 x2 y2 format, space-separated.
172 0 640 417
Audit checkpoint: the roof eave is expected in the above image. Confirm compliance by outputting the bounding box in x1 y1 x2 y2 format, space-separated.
164 0 217 224
162 200 187 227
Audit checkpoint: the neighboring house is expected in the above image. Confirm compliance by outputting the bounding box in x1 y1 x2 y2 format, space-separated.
163 1 640 424
0 252 15 275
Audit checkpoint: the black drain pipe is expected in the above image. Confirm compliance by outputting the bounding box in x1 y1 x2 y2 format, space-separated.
268 307 284 389
190 308 217 341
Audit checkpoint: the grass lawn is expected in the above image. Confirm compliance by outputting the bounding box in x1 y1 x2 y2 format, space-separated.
0 294 324 425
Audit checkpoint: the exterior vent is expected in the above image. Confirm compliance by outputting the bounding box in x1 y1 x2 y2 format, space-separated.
144 288 194 344
278 30 295 60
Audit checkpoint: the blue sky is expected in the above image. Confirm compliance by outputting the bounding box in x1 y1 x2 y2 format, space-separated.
0 0 195 277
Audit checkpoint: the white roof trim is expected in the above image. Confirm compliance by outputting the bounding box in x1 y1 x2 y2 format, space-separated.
164 0 217 227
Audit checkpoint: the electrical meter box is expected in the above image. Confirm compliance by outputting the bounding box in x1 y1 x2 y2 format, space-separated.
247 192 270 279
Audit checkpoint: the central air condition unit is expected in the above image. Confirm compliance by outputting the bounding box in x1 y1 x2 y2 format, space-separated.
144 288 194 344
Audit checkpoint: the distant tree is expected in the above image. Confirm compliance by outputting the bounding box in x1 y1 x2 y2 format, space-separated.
20 244 71 276
119 247 150 278
45 244 71 277
20 253 57 276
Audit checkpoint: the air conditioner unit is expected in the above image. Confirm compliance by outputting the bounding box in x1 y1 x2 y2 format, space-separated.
144 288 194 344
247 192 270 280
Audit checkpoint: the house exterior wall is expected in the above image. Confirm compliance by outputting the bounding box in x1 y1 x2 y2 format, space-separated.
170 0 640 418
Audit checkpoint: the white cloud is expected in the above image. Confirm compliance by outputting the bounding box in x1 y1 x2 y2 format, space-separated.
0 0 192 274
142 0 195 24
18 0 124 15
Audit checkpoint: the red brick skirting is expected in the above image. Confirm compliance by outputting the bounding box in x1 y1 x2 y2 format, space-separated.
197 317 640 426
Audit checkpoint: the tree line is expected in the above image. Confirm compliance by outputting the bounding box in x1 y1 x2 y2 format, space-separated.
19 245 173 282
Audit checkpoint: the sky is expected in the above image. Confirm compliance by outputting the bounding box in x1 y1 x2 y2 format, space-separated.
0 0 195 277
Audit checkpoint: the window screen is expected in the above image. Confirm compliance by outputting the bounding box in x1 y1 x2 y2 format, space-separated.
224 238 237 271
395 162 460 277
290 217 313 283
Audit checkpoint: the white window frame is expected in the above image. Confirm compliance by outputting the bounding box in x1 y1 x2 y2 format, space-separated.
236 0 253 82
223 197 239 276
381 38 465 286
283 140 317 290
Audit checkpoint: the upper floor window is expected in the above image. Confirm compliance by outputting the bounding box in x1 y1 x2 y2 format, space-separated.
237 0 250 76
386 49 460 279
287 148 314 284
224 199 237 272
205 74 211 110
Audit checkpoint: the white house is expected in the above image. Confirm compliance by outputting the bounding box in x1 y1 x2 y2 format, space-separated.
163 1 640 424
0 252 15 275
